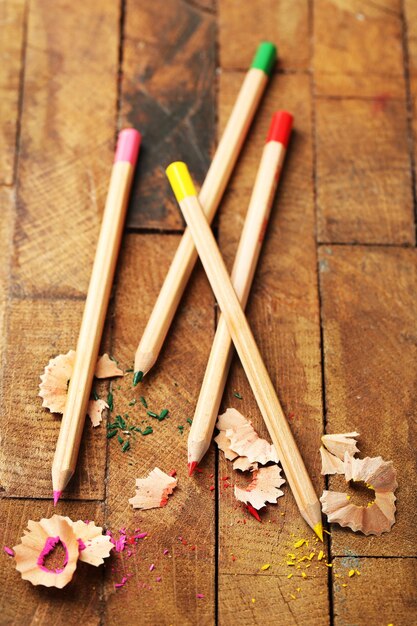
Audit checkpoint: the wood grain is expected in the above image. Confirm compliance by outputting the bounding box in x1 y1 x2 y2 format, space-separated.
12 0 119 298
0 188 14 362
218 0 309 71
120 0 215 230
0 0 26 185
217 69 326 619
219 571 329 626
0 499 104 626
0 298 108 500
314 0 404 88
104 234 216 625
332 557 417 626
319 246 417 556
316 98 414 244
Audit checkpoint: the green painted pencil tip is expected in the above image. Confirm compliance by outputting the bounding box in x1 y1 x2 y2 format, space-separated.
251 42 277 76
133 370 143 386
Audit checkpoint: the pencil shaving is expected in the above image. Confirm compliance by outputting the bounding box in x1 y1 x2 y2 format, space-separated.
321 432 360 460
214 430 239 461
12 515 113 588
70 520 113 566
320 446 344 475
320 453 397 535
232 457 258 472
94 354 123 378
216 408 279 465
39 350 119 426
129 468 178 510
234 465 285 510
13 515 79 588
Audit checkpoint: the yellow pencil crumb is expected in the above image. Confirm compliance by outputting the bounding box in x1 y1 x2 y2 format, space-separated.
260 563 271 571
301 572 307 578
356 570 361 576
294 539 307 549
325 563 333 568
290 594 296 600
287 561 295 566
296 587 301 592
342 584 347 588
317 550 324 561
348 569 355 577
287 573 293 579
251 598 256 603
306 564 311 569
308 552 315 560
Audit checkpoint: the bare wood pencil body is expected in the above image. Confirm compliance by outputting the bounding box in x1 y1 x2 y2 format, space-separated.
166 162 322 538
134 43 277 378
52 130 141 500
188 112 293 471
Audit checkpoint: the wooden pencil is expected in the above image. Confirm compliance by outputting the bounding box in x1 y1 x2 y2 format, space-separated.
166 162 323 540
133 42 277 382
52 128 141 503
188 111 293 475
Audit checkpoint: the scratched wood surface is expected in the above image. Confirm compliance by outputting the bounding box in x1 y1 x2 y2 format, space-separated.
0 0 417 624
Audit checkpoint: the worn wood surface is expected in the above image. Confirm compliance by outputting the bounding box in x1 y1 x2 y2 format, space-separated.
0 0 416 624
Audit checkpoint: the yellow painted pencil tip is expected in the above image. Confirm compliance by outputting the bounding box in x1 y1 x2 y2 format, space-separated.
166 162 197 203
314 522 324 542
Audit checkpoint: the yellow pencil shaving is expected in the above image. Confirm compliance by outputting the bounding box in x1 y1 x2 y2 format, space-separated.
296 587 301 592
294 539 307 549
306 564 311 568
348 569 355 577
260 563 271 571
287 553 296 560
287 561 295 566
325 563 333 567
251 598 256 603
356 570 361 575
342 583 347 588
301 572 307 578
290 594 296 600
308 552 315 560
317 550 324 561
297 556 308 562
287 573 293 579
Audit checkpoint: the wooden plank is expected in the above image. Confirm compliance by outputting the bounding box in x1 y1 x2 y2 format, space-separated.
0 188 14 362
405 0 417 74
319 246 417 556
218 0 309 71
332 557 417 626
104 234 216 625
217 73 327 620
0 0 26 185
120 0 216 231
0 499 103 625
316 97 414 244
314 0 404 91
12 0 119 298
0 298 107 500
314 73 406 99
219 573 329 626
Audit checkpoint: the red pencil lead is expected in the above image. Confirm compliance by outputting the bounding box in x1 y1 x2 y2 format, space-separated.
53 490 62 506
188 461 198 477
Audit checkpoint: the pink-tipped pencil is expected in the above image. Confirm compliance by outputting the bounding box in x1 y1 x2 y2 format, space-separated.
188 111 293 475
52 129 141 503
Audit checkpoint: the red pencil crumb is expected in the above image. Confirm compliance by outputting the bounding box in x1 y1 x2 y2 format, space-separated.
246 504 262 522
115 576 128 589
3 546 14 557
195 467 203 473
190 545 196 551
196 593 204 599
163 549 169 555
149 563 155 572
209 473 214 478
169 469 177 477
221 476 229 481
156 576 162 582
231 555 236 562
209 485 215 491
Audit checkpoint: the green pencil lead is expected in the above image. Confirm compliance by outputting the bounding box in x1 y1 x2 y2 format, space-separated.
133 371 143 386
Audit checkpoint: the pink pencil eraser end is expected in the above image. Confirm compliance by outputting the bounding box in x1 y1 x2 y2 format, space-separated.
266 111 293 147
115 128 142 165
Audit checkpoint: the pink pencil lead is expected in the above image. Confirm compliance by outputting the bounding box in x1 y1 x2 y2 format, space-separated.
53 490 62 506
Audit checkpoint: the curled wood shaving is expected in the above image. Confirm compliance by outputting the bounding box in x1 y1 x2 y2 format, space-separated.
39 350 120 427
216 408 279 465
320 453 397 535
70 520 113 566
232 457 258 472
129 468 178 510
234 465 285 510
320 446 344 475
214 430 238 462
94 354 123 378
321 432 360 460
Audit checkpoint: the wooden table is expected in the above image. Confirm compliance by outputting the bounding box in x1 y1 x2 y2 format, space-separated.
0 1 416 624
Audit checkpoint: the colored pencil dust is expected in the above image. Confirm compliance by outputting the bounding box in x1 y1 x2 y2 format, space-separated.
133 42 277 380
52 129 141 502
166 162 323 540
188 111 293 474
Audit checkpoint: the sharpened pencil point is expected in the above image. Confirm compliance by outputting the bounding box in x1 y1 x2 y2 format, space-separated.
314 522 324 542
133 370 143 386
188 461 198 476
53 491 62 506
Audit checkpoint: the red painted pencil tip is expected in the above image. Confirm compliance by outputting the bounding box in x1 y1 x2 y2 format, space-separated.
188 461 198 477
266 110 293 147
53 490 62 506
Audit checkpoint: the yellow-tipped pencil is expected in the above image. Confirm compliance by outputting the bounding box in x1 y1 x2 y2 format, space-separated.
188 111 293 475
166 162 323 540
133 42 277 383
52 129 141 504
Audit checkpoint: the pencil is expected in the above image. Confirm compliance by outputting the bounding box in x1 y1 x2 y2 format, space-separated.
188 111 293 475
52 128 141 504
133 42 277 382
166 162 323 540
